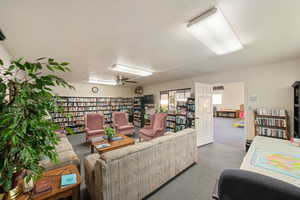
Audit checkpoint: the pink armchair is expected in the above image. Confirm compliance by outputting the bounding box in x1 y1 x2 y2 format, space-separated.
139 113 168 141
112 112 134 136
84 113 106 143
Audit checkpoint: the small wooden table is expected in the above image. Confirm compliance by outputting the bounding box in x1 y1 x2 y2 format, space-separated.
22 164 81 200
91 134 135 154
216 109 239 118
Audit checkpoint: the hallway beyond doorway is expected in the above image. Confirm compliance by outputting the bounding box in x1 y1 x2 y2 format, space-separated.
214 118 245 149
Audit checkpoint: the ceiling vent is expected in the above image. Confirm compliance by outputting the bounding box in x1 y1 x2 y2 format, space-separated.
213 85 224 91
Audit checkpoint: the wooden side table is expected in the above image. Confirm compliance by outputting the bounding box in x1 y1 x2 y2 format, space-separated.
21 164 80 200
91 134 135 154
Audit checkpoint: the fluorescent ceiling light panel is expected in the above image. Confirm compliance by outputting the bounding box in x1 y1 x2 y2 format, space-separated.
89 78 117 85
187 7 243 55
111 64 153 77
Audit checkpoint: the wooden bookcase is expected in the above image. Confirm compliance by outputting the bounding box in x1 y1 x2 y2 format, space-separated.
254 110 289 140
52 96 133 134
292 81 300 138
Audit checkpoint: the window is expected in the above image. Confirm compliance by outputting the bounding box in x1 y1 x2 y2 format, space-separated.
160 93 169 111
213 94 222 105
160 88 192 111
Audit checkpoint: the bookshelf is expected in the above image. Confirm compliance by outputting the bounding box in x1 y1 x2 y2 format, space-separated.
187 97 195 128
176 101 187 132
292 81 300 138
52 96 133 134
166 97 195 132
166 114 176 132
254 108 289 140
133 97 145 128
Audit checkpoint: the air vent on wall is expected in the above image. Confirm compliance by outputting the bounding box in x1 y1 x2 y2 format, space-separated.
213 85 224 91
0 29 6 41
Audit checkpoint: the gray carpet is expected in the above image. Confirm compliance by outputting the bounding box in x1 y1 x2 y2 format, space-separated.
67 118 245 200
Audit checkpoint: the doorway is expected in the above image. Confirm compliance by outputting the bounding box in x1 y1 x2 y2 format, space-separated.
212 82 246 149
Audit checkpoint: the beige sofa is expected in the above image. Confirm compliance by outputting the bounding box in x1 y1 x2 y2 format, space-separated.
84 128 198 200
40 135 80 171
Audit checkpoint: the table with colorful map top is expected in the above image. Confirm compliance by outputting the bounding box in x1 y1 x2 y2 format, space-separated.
241 136 300 188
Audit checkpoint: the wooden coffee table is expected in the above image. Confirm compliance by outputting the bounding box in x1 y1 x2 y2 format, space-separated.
21 164 80 200
91 134 135 154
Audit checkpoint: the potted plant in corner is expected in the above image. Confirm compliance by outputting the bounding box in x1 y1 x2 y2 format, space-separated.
0 57 74 199
105 127 116 142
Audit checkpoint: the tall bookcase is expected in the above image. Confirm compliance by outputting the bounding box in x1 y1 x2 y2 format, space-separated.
187 97 195 128
166 114 176 132
52 96 133 134
133 97 145 128
254 108 289 140
165 97 195 132
292 81 300 138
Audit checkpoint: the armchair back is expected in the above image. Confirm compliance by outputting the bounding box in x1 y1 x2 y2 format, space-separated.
113 112 129 127
85 113 105 130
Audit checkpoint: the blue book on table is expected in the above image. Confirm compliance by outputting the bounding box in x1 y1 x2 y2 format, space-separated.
61 174 77 187
112 136 123 141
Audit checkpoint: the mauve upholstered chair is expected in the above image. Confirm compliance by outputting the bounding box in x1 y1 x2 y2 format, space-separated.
139 113 167 141
84 113 106 143
112 112 134 135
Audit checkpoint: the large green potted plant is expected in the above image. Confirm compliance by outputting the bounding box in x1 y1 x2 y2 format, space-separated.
0 57 74 199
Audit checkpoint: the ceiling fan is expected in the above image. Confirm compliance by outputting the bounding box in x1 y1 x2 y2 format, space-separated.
116 75 137 85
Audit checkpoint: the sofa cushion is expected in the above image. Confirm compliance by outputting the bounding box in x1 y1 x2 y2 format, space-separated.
149 133 176 145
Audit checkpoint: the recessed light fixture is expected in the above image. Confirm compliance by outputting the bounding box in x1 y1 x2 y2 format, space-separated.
88 78 117 86
187 7 243 55
111 64 153 77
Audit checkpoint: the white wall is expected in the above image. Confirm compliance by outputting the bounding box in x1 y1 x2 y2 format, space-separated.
0 44 12 67
144 58 300 139
52 82 135 97
213 82 244 110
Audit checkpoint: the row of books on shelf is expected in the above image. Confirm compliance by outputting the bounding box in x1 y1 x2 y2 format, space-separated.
166 121 176 128
256 108 286 117
176 125 186 132
58 103 133 108
256 127 288 139
255 117 287 128
57 97 132 102
167 115 176 121
176 115 187 125
187 104 195 112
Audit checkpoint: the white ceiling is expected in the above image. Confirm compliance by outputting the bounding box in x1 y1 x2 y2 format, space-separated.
1 0 300 85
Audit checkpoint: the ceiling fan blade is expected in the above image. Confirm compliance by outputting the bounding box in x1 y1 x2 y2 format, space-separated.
125 80 137 83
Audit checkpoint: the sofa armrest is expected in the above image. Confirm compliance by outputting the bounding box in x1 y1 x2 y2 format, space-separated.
84 153 100 199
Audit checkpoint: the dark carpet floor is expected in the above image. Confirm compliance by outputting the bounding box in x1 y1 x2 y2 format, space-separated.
67 118 245 200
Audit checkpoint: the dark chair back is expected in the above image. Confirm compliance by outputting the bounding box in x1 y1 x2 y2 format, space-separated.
215 169 300 200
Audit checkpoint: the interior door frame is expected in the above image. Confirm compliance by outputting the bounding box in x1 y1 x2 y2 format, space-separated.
195 82 214 147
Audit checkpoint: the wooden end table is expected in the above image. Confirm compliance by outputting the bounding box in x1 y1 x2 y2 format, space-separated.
21 164 80 200
90 134 135 154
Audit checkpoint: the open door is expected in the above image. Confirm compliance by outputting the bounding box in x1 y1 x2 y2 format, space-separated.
195 82 213 146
